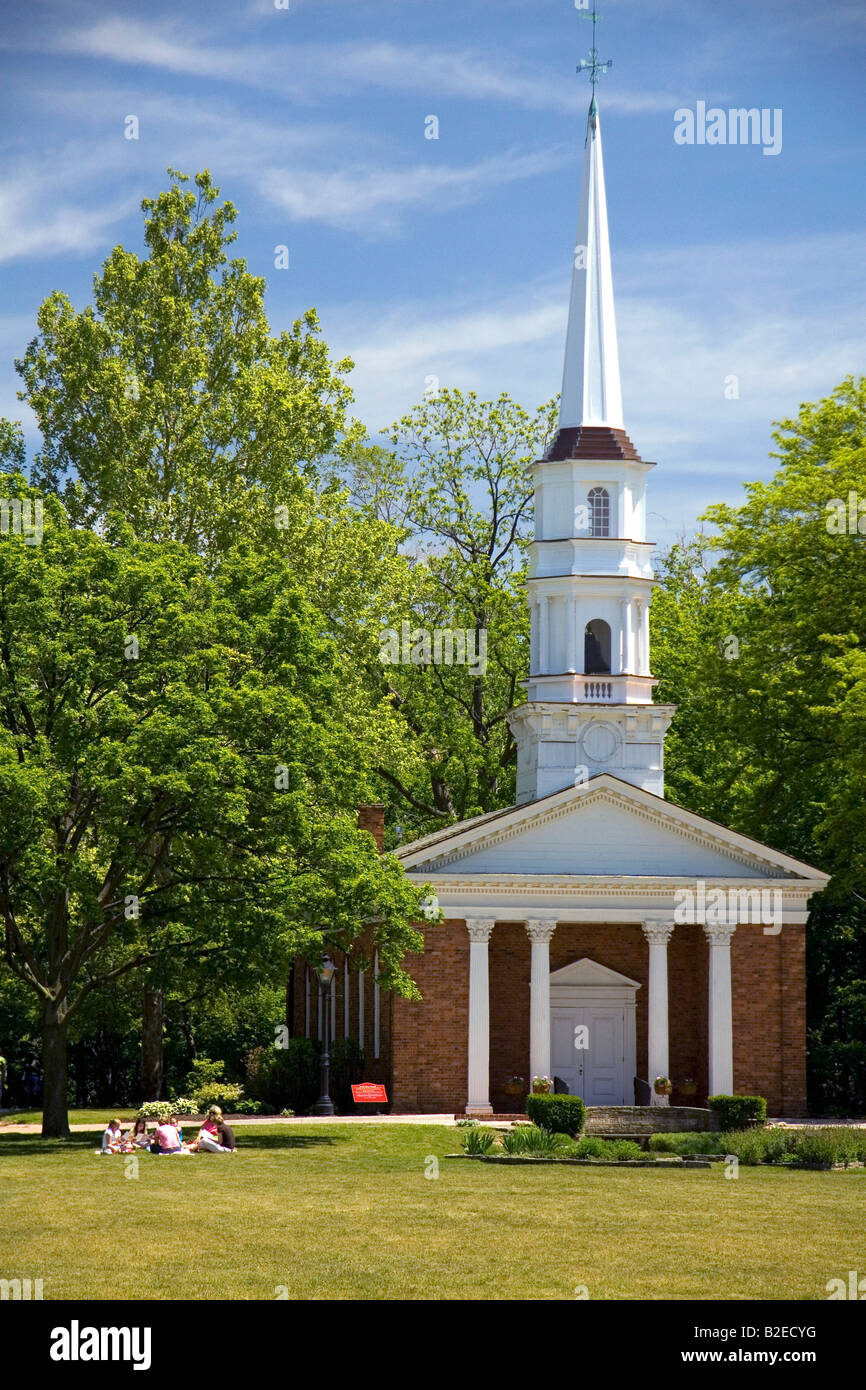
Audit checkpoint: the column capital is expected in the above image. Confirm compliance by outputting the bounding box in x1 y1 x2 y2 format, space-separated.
525 919 557 944
466 918 495 943
703 922 737 947
642 920 674 946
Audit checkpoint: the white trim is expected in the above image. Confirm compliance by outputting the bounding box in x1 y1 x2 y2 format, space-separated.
466 919 495 1114
642 921 673 1085
398 774 829 884
344 957 350 1038
358 969 365 1052
373 950 380 1060
705 923 736 1094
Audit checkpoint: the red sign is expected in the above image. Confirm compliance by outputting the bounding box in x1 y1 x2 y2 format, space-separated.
351 1083 388 1104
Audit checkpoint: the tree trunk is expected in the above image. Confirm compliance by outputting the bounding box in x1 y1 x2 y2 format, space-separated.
41 1005 70 1139
286 966 295 1038
141 987 164 1100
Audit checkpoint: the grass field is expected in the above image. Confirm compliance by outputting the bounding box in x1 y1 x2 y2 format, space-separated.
1 1123 864 1300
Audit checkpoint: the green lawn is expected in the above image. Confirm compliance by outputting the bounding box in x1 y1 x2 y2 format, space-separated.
1 1123 864 1299
2 1108 155 1126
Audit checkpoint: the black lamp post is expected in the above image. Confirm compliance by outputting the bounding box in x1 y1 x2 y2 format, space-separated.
311 956 336 1116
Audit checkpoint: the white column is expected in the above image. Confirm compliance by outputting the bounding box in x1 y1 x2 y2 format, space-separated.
344 957 350 1038
539 596 549 674
642 921 674 1104
373 949 381 1059
466 919 495 1114
634 599 644 674
529 601 539 674
330 973 336 1043
526 920 556 1085
567 595 576 672
619 598 628 674
641 599 651 676
704 923 736 1096
358 968 365 1051
624 598 633 673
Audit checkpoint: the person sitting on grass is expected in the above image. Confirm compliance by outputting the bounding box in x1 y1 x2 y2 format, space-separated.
101 1118 124 1153
186 1105 236 1154
125 1117 151 1151
154 1116 185 1154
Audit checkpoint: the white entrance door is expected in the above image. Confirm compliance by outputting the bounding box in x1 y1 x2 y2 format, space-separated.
551 1005 627 1105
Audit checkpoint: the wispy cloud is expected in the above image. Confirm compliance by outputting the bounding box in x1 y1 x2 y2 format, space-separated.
260 147 569 232
34 18 679 116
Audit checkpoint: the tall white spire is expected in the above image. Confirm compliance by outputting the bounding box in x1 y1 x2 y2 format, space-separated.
506 43 676 806
559 96 624 431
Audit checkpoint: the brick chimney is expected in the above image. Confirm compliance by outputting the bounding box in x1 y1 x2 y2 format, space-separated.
357 804 385 853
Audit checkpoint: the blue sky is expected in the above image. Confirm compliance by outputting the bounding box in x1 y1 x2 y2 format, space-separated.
1 0 865 542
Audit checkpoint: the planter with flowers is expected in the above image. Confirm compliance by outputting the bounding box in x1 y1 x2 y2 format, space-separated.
532 1075 553 1095
503 1075 526 1101
678 1078 698 1099
652 1075 673 1107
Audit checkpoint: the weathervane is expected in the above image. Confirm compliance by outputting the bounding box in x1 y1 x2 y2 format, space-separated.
577 6 613 97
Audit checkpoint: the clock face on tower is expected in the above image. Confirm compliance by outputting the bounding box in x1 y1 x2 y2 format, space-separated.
581 720 619 764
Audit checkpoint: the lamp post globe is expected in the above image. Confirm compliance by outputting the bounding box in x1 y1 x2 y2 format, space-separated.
311 956 336 1116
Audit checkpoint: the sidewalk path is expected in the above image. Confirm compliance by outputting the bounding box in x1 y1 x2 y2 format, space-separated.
0 1113 460 1134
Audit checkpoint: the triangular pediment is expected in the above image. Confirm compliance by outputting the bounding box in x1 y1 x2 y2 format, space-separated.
398 775 828 883
549 957 640 989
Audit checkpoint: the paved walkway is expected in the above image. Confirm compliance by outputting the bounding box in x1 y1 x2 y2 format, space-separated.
0 1113 459 1134
1 1112 863 1135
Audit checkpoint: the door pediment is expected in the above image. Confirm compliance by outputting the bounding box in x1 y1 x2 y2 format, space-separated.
549 957 640 989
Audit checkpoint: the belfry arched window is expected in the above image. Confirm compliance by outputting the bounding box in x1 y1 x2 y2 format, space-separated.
584 619 612 675
588 487 610 537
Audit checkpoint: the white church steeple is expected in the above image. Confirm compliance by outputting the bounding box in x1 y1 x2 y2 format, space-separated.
507 40 676 805
560 95 624 431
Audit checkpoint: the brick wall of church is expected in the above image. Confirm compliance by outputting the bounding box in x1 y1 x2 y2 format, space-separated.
731 923 807 1115
386 917 808 1117
390 920 470 1112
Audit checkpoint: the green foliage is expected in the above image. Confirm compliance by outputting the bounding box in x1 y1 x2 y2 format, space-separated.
167 1097 198 1116
245 1040 320 1114
461 1125 497 1155
648 1132 724 1155
17 170 357 553
137 1101 174 1120
341 389 556 833
184 1058 226 1095
650 379 866 1113
526 1092 587 1136
502 1125 570 1155
193 1082 243 1111
707 1095 767 1130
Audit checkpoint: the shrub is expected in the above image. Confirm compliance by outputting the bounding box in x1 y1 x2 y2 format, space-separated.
184 1058 227 1095
244 1039 321 1114
462 1126 498 1155
280 1108 295 1118
194 1082 243 1111
648 1132 724 1156
718 1129 770 1165
526 1092 586 1136
792 1132 843 1168
137 1101 174 1121
572 1137 643 1160
231 1099 264 1115
167 1097 198 1116
572 1136 608 1158
707 1094 767 1131
503 1125 569 1156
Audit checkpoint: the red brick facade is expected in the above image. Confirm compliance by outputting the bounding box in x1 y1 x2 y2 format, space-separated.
385 919 807 1117
289 809 809 1117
